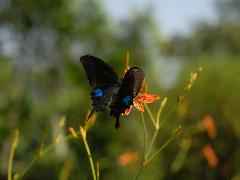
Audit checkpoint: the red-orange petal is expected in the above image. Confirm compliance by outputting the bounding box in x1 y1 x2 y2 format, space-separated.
133 101 144 112
117 151 139 166
123 105 132 115
203 114 217 139
202 144 218 168
134 94 160 103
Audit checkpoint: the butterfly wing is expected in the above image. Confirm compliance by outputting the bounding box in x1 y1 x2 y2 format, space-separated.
80 55 120 116
91 84 120 112
80 55 119 88
87 84 120 119
110 67 145 128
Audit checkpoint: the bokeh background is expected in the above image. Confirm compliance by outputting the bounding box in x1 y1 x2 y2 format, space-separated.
0 0 240 179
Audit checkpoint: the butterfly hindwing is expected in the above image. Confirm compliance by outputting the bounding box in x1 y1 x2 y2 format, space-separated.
91 84 120 112
80 55 119 88
110 67 145 128
87 82 120 120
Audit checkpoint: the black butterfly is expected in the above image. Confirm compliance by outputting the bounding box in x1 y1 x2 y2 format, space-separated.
80 55 145 129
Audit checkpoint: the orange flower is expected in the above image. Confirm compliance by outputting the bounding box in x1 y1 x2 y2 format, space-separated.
134 94 160 103
124 93 160 115
203 114 217 139
117 151 139 166
202 144 219 168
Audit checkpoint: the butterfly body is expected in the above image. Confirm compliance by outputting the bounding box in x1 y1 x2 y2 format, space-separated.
80 55 145 129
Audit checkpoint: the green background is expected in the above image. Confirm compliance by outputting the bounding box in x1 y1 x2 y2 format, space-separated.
0 0 240 179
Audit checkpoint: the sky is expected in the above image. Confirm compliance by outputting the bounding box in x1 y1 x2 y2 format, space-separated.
102 0 217 37
102 0 217 88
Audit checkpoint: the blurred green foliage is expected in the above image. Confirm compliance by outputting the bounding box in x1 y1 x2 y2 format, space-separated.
0 0 240 179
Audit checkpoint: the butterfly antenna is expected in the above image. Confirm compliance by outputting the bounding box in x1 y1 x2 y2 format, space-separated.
115 117 120 129
87 109 95 120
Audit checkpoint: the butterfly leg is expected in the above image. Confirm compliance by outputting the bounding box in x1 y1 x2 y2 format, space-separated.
115 117 120 129
87 109 95 120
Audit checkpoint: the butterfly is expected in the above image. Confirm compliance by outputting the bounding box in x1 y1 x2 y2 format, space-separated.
80 55 145 129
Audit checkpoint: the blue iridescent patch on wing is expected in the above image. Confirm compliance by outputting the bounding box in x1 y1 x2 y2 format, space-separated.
94 88 103 97
122 95 132 106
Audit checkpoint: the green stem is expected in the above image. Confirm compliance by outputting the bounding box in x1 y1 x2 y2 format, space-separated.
144 104 156 127
159 104 176 129
14 135 74 180
156 97 168 126
96 162 100 180
133 113 147 180
144 129 159 160
146 126 181 164
141 113 147 155
80 126 96 180
8 129 19 180
14 155 39 180
14 142 56 179
133 165 143 180
170 137 191 172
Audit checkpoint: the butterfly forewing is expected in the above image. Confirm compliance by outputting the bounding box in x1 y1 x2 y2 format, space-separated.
80 55 119 88
110 67 145 128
